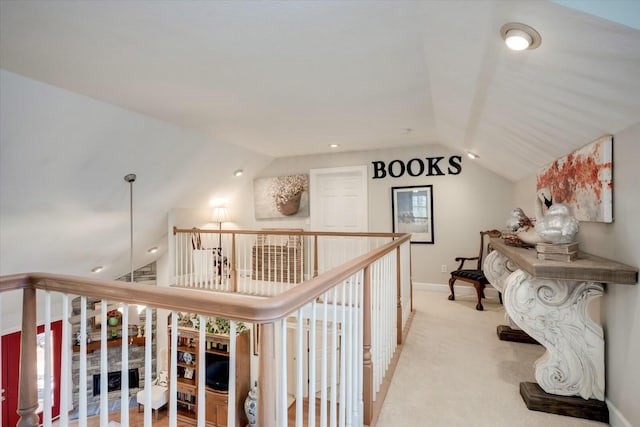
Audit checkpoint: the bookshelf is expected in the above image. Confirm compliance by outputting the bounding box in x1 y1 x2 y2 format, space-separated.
169 326 250 426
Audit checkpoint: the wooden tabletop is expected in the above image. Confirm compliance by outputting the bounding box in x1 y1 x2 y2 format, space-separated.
490 238 638 285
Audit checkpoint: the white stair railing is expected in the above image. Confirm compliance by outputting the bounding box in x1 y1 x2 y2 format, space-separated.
172 228 395 297
2 231 411 427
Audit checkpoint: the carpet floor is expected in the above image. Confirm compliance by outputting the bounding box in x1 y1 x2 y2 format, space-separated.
375 289 609 427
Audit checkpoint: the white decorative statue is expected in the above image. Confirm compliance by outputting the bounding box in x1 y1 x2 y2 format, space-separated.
535 203 580 244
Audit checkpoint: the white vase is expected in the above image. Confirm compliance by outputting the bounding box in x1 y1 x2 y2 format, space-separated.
244 382 257 427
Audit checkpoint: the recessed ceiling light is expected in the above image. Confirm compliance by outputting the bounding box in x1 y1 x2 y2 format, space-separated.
466 151 479 160
233 169 243 177
91 266 104 273
500 23 541 51
329 144 340 149
147 246 158 254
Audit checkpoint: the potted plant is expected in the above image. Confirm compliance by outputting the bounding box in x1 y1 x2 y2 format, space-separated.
270 174 308 215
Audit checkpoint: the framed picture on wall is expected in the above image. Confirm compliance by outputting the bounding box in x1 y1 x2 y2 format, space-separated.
391 185 434 244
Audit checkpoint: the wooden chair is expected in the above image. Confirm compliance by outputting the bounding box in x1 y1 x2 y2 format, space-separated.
448 229 502 311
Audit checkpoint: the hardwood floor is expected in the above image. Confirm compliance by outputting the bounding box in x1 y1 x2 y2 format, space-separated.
287 398 335 427
52 399 333 427
52 406 192 427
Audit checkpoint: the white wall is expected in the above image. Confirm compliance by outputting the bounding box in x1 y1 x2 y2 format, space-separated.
230 145 513 284
0 290 66 335
511 122 640 427
0 70 273 279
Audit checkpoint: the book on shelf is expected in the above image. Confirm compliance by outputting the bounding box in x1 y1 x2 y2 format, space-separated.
536 242 579 254
537 251 578 262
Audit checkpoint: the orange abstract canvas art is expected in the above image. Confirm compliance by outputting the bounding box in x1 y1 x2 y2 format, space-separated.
537 135 613 223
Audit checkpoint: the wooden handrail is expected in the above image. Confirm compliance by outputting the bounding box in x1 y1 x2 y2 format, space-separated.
6 231 412 427
0 234 410 323
174 226 405 239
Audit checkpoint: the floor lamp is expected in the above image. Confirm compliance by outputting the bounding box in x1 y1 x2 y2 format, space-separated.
211 206 229 250
211 207 229 283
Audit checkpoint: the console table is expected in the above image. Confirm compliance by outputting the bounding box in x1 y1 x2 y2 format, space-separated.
485 238 638 422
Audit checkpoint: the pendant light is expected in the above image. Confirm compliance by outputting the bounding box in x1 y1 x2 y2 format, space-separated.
124 173 136 282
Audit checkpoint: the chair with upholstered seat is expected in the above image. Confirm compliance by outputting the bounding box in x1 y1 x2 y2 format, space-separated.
448 229 502 311
136 371 168 420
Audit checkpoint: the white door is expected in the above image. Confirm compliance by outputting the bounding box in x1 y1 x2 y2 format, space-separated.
310 166 368 273
310 166 368 232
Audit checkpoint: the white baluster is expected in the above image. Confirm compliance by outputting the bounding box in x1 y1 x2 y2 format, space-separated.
373 262 379 397
339 283 346 427
175 234 179 286
189 242 193 288
227 320 237 426
121 303 129 427
279 319 288 427
100 300 108 427
330 287 338 427
357 270 364 427
293 234 297 287
198 315 205 427
308 300 317 427
346 278 353 427
79 296 87 427
60 294 70 427
170 312 178 427
370 264 377 396
261 237 265 296
383 257 389 370
246 235 251 294
144 307 152 427
321 292 328 427
282 239 286 294
296 309 303 427
0 293 2 427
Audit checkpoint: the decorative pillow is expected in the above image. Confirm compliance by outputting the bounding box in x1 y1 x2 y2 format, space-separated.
157 370 168 387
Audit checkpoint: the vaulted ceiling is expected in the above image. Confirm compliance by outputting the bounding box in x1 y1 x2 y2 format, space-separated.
1 1 640 277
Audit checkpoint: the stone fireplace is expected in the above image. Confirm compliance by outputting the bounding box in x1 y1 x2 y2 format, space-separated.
70 262 157 417
92 368 140 396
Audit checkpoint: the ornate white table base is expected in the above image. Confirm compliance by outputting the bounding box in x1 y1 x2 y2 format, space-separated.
487 250 605 399
484 251 538 344
484 238 637 422
505 269 604 400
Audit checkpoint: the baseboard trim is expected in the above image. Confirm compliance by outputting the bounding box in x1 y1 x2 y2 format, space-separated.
607 398 633 427
413 282 500 298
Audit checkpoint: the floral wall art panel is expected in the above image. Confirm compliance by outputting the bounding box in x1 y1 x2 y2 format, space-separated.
536 135 613 223
253 174 310 219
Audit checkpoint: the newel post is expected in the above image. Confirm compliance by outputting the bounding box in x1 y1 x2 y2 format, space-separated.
362 265 373 425
257 322 276 427
17 287 39 427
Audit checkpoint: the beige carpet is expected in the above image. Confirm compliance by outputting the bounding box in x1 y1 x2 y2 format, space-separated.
375 290 609 427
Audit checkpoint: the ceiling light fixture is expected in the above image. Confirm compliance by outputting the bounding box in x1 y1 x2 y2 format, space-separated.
233 169 243 177
500 23 541 51
147 246 158 254
329 144 340 149
466 151 479 160
91 266 104 273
